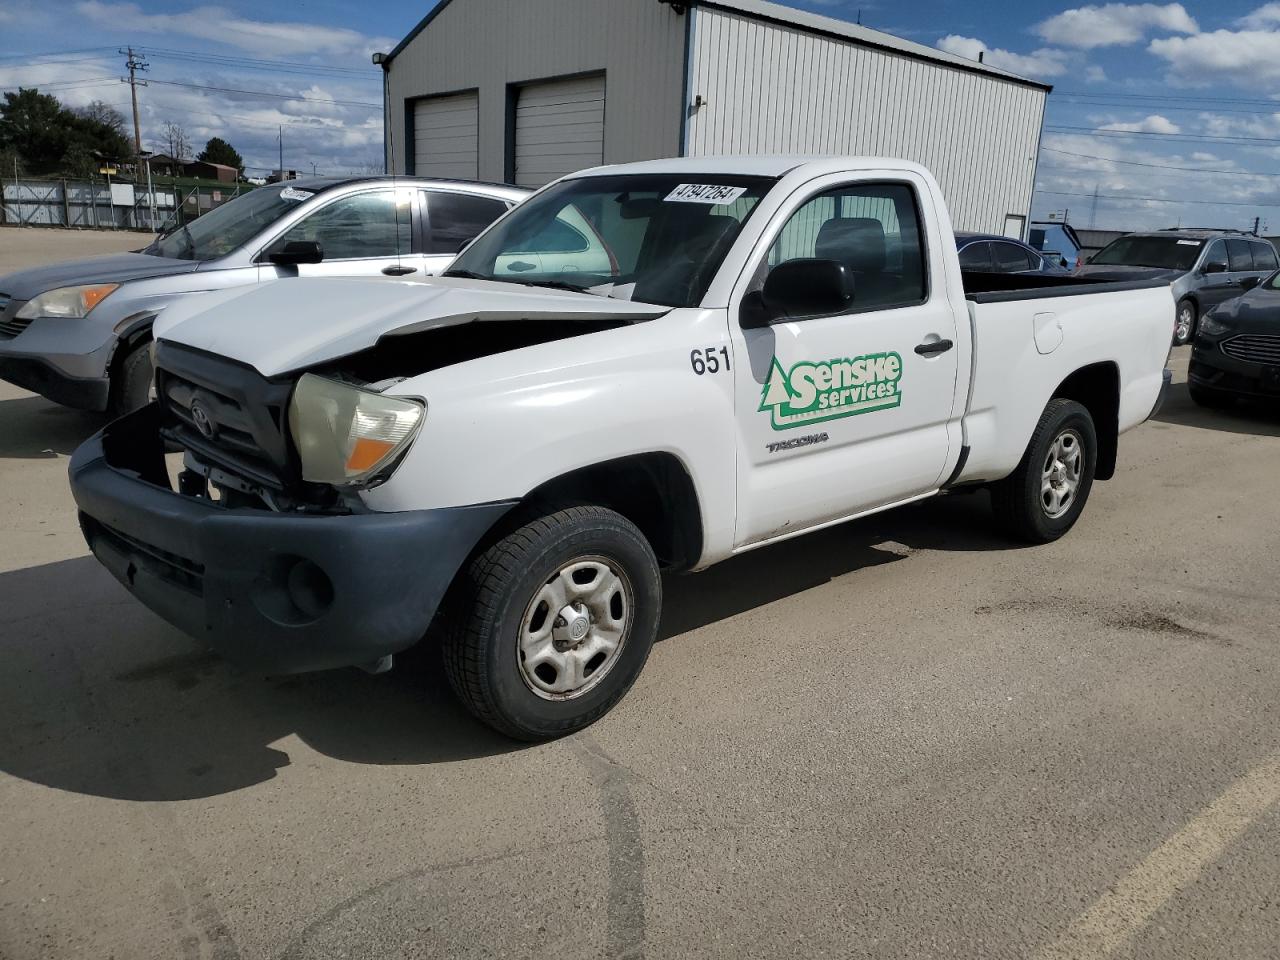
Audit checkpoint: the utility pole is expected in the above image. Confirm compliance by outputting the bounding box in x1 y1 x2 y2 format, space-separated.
120 47 148 156
278 125 284 179
1252 216 1260 237
1089 183 1100 229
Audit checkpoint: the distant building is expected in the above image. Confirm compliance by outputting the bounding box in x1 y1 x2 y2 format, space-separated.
185 160 238 183
267 169 299 183
137 152 184 177
379 0 1051 235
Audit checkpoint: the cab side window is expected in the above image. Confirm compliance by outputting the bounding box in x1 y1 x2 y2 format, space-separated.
958 242 992 271
275 191 412 260
765 182 926 310
1203 240 1228 270
992 241 1033 273
1227 239 1254 273
424 191 509 255
1251 241 1278 272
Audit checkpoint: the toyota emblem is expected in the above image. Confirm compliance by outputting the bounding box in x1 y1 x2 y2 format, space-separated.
189 399 217 440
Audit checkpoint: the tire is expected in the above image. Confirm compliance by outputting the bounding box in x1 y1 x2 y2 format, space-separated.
1173 298 1197 345
109 340 154 417
1189 382 1232 410
990 398 1097 544
442 505 661 741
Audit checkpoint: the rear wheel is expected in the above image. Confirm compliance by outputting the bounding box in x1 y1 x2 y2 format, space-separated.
442 505 661 741
991 398 1097 544
1173 298 1197 345
108 340 154 417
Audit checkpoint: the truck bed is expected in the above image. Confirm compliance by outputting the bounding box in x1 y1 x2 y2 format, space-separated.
962 269 1170 302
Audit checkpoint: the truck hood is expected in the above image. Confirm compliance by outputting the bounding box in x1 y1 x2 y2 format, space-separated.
1073 264 1184 283
0 252 199 300
154 276 670 377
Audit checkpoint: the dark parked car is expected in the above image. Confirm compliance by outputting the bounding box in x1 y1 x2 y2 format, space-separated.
1029 220 1084 270
1188 270 1280 407
1076 229 1279 345
955 233 1071 275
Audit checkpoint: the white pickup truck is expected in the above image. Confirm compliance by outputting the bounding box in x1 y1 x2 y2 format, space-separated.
69 157 1173 740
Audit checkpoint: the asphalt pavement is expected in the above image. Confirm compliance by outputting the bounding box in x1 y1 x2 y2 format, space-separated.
0 248 1278 956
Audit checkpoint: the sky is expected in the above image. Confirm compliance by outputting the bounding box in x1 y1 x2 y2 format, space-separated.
1 0 1279 233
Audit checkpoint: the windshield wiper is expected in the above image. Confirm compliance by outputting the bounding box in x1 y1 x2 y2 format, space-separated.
510 279 590 293
441 269 490 280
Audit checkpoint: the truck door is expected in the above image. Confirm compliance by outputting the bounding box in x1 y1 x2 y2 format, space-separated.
727 176 963 547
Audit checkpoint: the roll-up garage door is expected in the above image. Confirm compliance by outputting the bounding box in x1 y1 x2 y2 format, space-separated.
513 75 605 188
412 92 478 179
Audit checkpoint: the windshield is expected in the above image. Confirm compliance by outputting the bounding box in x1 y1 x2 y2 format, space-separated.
1091 235 1203 271
446 174 774 307
144 184 319 261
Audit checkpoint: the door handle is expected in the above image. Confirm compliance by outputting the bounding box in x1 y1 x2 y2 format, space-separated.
382 265 418 276
507 260 537 272
915 338 954 357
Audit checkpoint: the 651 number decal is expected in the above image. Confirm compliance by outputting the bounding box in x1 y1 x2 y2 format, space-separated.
690 346 731 376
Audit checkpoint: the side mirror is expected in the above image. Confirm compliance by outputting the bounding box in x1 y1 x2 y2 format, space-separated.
1204 260 1228 274
269 240 324 265
741 258 854 329
1240 275 1261 291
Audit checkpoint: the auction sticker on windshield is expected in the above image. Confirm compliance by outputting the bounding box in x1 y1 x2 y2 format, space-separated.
759 352 903 430
666 184 749 205
280 187 315 202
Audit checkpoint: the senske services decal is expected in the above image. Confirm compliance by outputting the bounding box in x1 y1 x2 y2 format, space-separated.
759 351 903 430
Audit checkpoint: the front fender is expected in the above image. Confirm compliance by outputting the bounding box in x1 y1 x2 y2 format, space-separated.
361 309 738 560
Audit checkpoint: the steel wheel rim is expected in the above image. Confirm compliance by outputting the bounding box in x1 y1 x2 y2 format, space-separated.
1041 427 1084 519
516 555 633 701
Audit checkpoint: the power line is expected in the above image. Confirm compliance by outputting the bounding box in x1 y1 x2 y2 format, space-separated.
1041 147 1280 179
144 79 378 110
1050 97 1280 117
1036 189 1280 208
1045 125 1280 145
138 46 375 78
1055 90 1280 107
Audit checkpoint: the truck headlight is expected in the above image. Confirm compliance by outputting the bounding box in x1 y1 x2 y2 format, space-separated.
288 373 424 487
1197 313 1231 337
16 283 119 319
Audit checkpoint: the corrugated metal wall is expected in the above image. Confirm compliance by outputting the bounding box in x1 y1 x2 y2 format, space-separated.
386 0 687 182
685 7 1047 235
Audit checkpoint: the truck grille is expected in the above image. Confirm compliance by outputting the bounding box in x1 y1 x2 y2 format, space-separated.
0 294 31 340
1221 335 1280 367
154 341 298 492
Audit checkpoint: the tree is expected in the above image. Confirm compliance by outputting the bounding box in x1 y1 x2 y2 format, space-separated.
161 120 191 161
73 101 126 137
0 87 130 176
197 136 243 174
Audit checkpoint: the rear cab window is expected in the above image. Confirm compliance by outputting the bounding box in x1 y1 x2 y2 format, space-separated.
424 191 510 255
1227 239 1255 273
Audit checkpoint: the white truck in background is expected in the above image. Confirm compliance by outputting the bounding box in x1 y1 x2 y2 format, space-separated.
69 157 1173 740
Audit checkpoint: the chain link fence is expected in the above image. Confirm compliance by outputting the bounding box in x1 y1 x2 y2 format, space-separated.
0 177 243 231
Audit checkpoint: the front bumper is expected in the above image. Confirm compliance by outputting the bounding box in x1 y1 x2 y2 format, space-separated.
69 404 514 674
1189 341 1280 399
0 355 110 410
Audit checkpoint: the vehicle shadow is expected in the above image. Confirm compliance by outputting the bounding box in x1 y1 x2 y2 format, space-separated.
0 493 1011 802
1150 380 1280 438
0 394 105 459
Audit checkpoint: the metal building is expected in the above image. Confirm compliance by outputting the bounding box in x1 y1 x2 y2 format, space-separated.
381 0 1050 234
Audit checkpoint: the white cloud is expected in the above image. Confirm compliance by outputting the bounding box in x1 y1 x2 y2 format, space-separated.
1150 29 1280 85
1035 3 1198 49
936 35 1069 78
1083 64 1109 83
75 2 394 59
1237 3 1280 29
1099 114 1181 133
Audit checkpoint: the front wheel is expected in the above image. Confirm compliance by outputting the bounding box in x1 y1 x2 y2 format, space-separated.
109 340 154 417
1173 298 1197 345
990 398 1097 544
442 505 661 741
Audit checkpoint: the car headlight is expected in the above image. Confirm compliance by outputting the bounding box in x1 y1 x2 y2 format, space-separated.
288 373 424 487
1198 313 1232 337
16 283 119 319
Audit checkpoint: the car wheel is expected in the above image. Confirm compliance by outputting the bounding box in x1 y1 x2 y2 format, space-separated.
109 340 154 417
1189 383 1233 410
1173 298 1197 345
442 505 661 741
990 398 1097 544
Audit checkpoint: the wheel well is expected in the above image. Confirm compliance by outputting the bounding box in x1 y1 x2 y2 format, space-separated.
108 318 154 380
1052 362 1119 480
523 453 704 571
